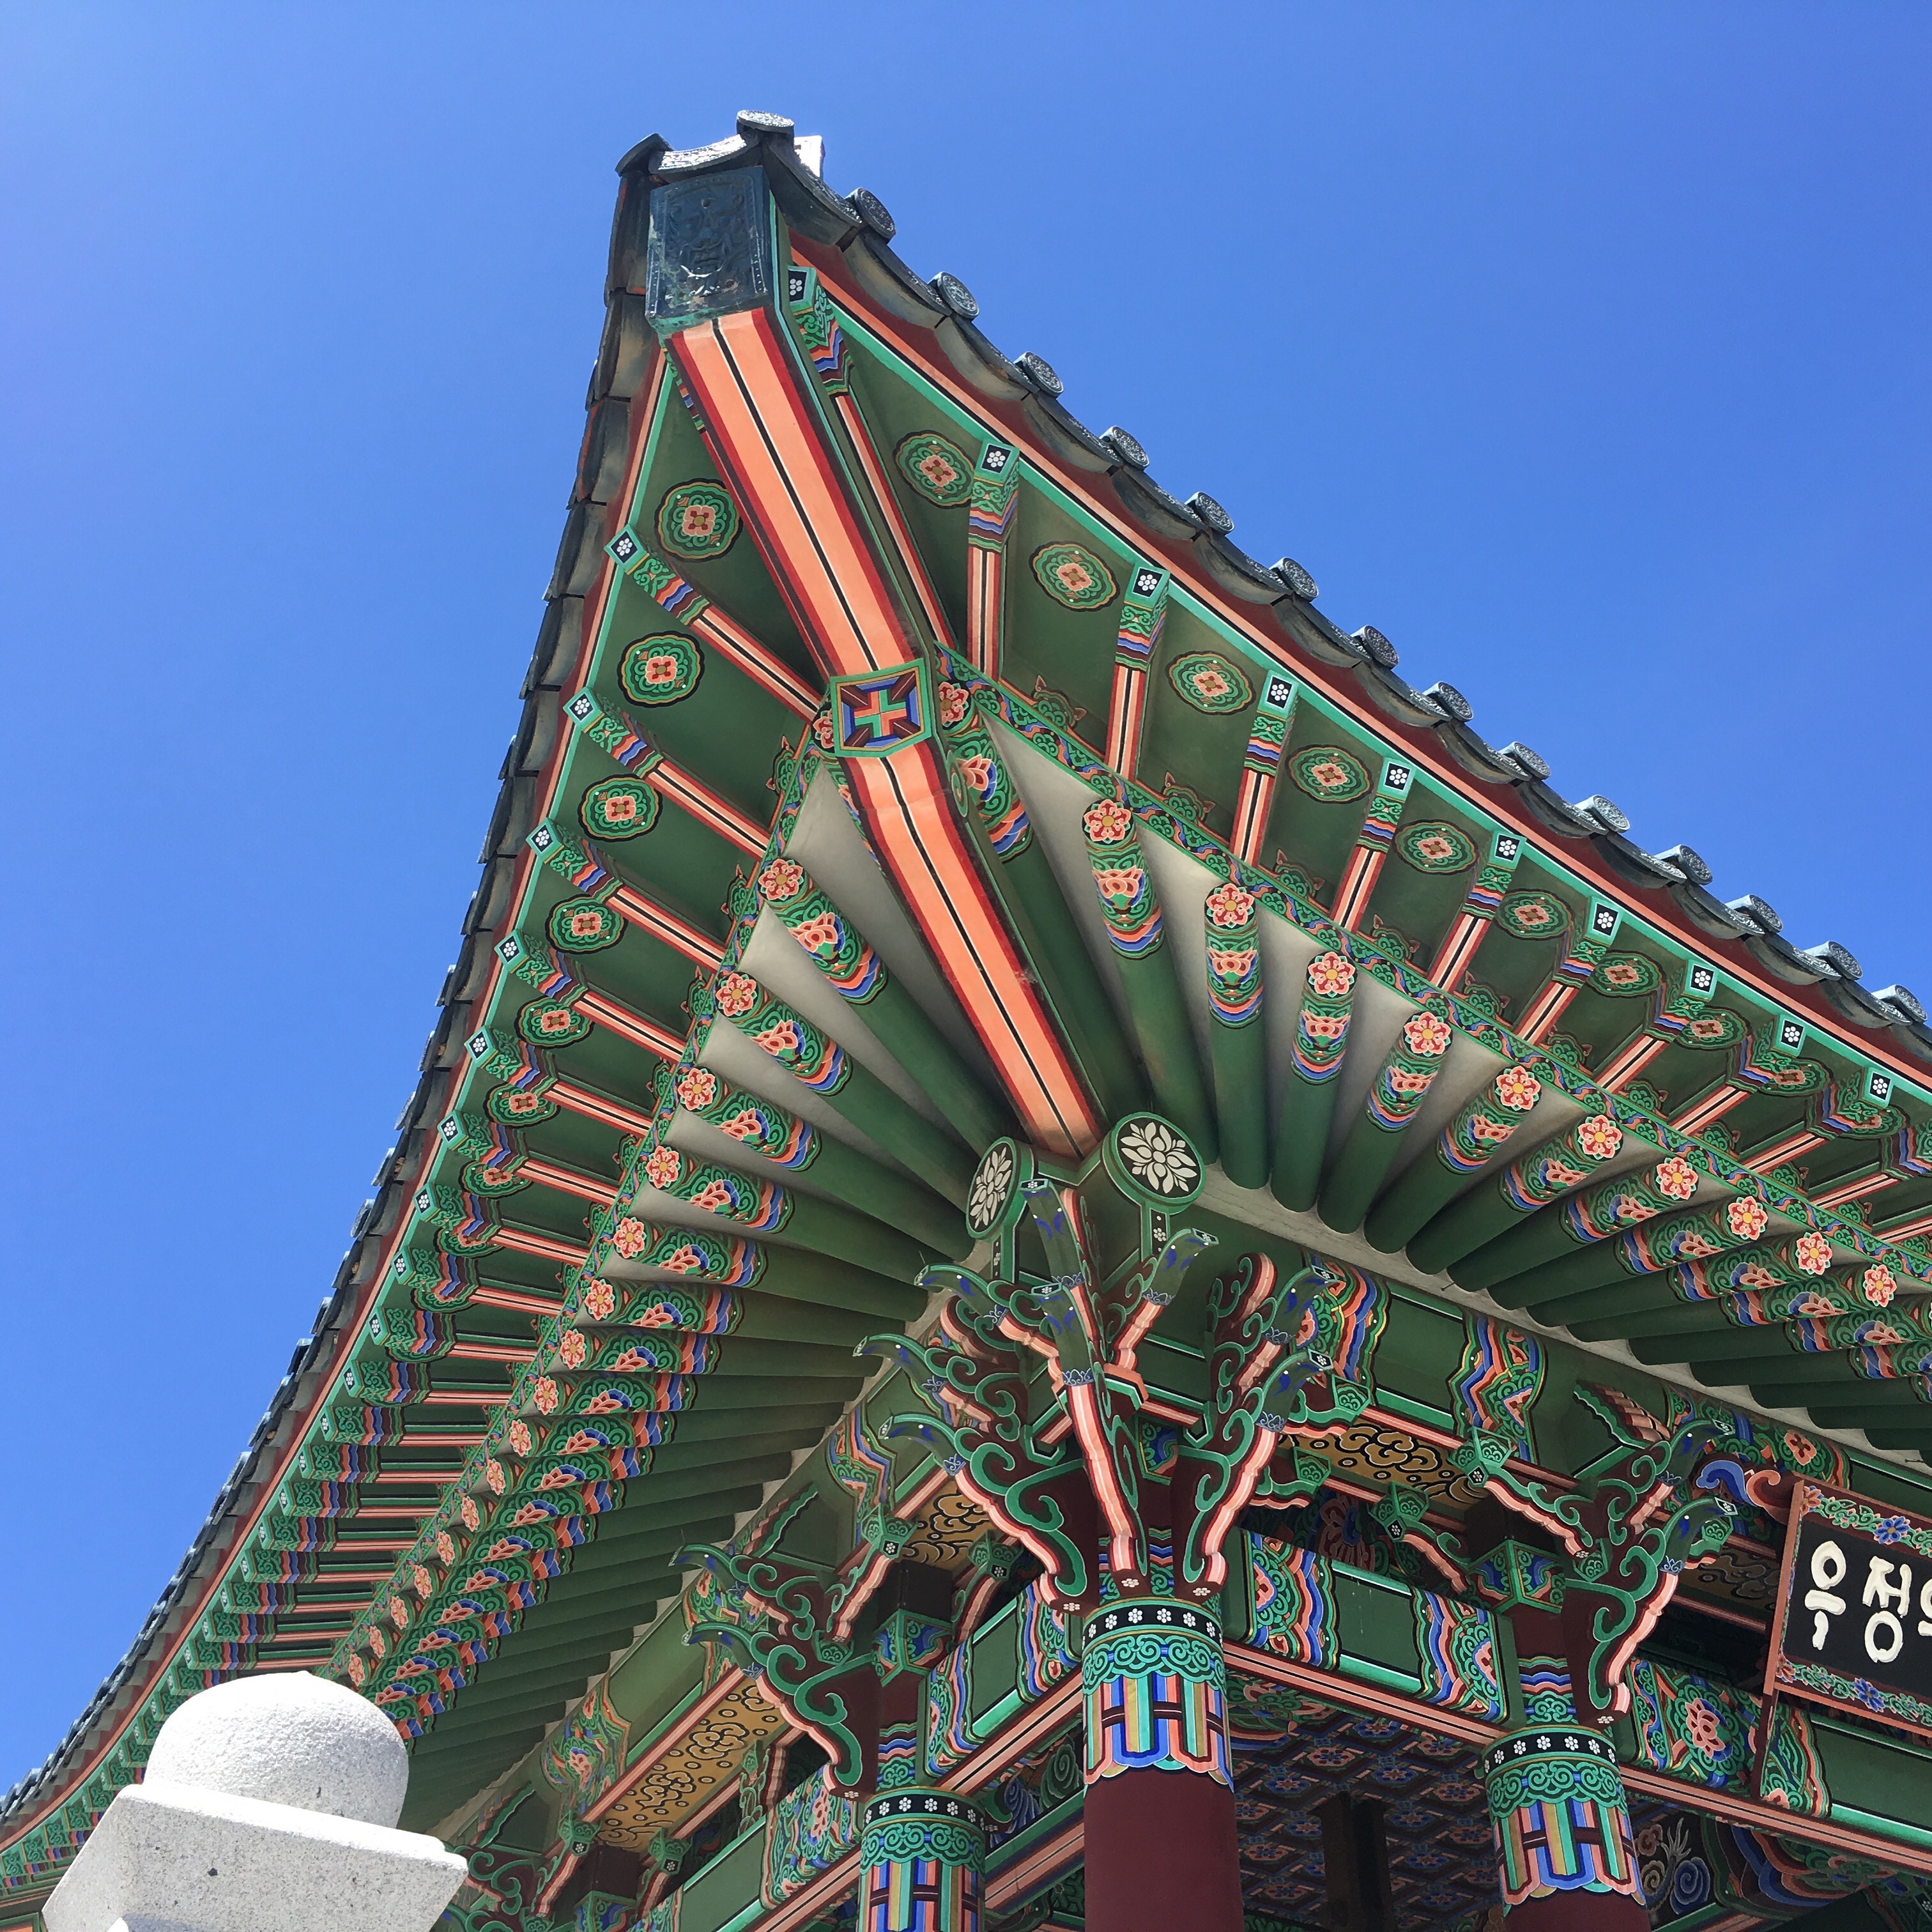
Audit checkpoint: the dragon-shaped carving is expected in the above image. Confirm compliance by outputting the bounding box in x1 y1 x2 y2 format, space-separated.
863 1173 1327 1611
1480 1385 1738 1722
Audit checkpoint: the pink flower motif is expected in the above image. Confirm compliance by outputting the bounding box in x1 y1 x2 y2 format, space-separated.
503 1089 545 1116
435 1531 456 1565
664 1243 707 1274
918 451 960 489
691 1178 735 1213
641 1146 682 1191
537 1006 578 1036
582 1281 616 1320
1683 1698 1727 1759
1603 961 1644 988
600 791 640 824
1784 1429 1818 1463
714 972 759 1018
1577 1115 1623 1160
610 1216 648 1258
810 713 836 749
721 1108 765 1142
1864 1266 1898 1308
369 1628 387 1659
532 1376 558 1414
675 1067 718 1112
1190 666 1232 700
958 753 994 793
937 682 970 728
1308 758 1353 793
1307 952 1356 999
460 1496 480 1530
558 1330 587 1368
1083 798 1134 845
1414 834 1457 864
1402 1011 1453 1058
636 1303 678 1328
1512 902 1555 930
679 502 717 539
1495 1066 1541 1112
642 653 681 688
566 908 606 940
1054 558 1096 596
1726 1198 1769 1242
1689 1016 1728 1041
1653 1157 1698 1202
1092 864 1146 906
758 859 804 902
1738 1264 1779 1289
390 1597 410 1630
1205 882 1256 929
1795 1230 1834 1276
507 1420 532 1455
792 911 843 955
753 1018 802 1058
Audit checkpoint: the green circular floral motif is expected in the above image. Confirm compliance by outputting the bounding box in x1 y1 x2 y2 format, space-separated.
1497 890 1572 942
580 777 659 840
1592 952 1662 999
1031 542 1117 610
549 897 624 953
1167 652 1254 714
1397 822 1478 873
519 998 592 1047
463 1160 528 1199
656 480 739 559
1680 1008 1747 1050
620 633 703 706
1290 746 1371 803
894 432 972 506
487 1085 557 1125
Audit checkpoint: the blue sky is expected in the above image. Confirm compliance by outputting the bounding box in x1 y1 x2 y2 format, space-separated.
1 3 1927 1784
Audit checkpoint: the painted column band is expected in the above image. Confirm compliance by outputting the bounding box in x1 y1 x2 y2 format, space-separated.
1481 1728 1643 1911
859 1788 984 1932
1081 1598 1231 1787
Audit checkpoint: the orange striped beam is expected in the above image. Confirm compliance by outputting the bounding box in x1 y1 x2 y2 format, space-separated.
1880 1208 1932 1243
518 1154 621 1209
966 440 1018 677
1670 1083 1753 1137
565 701 770 857
1230 669 1298 866
1815 1170 1900 1210
607 884 726 970
1331 756 1414 931
488 1225 592 1268
1104 564 1167 777
548 1075 654 1138
1744 1128 1828 1175
576 989 684 1061
783 254 956 648
1596 1032 1673 1093
617 547 820 719
669 307 1101 1154
1518 900 1624 1044
1425 829 1523 988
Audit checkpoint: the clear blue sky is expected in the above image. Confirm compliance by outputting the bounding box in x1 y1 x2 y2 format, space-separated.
1 3 1927 1785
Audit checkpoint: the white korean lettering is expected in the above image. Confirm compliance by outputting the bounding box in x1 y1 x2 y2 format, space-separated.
1867 1611 1905 1664
1917 1576 1932 1639
1864 1557 1912 1614
1804 1539 1848 1650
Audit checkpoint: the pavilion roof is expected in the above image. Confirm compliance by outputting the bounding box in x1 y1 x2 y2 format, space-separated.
7 109 1932 1888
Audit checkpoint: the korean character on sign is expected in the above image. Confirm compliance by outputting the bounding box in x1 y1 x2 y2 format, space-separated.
1864 1556 1913 1664
1804 1540 1848 1648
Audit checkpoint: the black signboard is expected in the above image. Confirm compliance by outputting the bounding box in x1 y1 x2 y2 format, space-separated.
1766 1480 1932 1739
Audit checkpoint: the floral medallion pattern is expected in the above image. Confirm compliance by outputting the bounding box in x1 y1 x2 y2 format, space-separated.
579 776 659 839
656 480 739 559
1167 651 1254 714
1110 1115 1202 1202
893 432 972 505
620 632 703 706
1030 542 1117 610
1289 745 1370 803
1592 952 1662 998
1496 889 1570 942
1395 822 1478 874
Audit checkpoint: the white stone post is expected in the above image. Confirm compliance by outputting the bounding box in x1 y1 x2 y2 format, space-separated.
46 1672 468 1932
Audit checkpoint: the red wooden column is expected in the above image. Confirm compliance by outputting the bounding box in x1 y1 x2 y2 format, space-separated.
1078 1599 1245 1932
